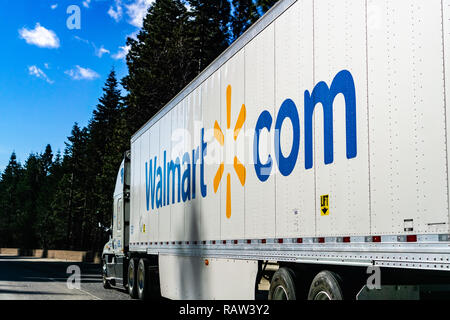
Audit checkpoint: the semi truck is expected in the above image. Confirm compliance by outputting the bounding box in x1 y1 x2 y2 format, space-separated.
101 0 450 300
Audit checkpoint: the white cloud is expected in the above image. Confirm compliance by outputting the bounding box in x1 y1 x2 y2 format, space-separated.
112 45 131 60
65 66 100 80
127 30 139 41
107 0 155 28
74 37 112 59
28 65 54 84
19 23 60 49
51 4 58 10
44 63 50 69
125 0 155 28
74 35 90 44
96 46 110 58
83 0 91 8
108 0 123 22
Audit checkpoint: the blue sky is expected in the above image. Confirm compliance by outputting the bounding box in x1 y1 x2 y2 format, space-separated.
0 0 155 170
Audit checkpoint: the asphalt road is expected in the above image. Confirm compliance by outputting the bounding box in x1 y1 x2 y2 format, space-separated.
0 254 131 300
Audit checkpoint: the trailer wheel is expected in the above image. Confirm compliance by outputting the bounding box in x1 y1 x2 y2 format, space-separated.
268 268 297 300
102 257 111 289
137 258 149 300
308 271 343 300
127 258 138 299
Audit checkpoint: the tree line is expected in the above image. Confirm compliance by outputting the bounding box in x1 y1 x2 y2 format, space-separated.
0 0 278 251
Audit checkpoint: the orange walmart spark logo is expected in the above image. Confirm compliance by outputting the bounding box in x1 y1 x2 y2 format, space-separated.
213 85 246 219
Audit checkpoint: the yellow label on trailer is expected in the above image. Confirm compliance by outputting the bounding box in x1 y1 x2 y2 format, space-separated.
321 195 329 216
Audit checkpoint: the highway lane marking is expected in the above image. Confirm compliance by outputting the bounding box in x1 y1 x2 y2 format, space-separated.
0 256 103 300
46 276 103 300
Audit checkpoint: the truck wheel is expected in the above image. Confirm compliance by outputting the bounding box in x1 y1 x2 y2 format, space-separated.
102 258 111 289
308 270 343 300
268 268 297 300
127 258 138 299
137 258 149 300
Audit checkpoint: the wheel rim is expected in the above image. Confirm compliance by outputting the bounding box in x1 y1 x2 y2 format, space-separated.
314 290 332 300
272 285 289 300
129 264 134 288
138 265 144 290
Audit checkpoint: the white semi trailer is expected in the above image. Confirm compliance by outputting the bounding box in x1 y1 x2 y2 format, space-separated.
101 0 450 300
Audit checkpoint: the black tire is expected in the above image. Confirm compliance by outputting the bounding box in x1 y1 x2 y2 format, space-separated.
128 258 138 299
137 258 149 300
102 258 111 289
268 268 297 300
308 270 344 300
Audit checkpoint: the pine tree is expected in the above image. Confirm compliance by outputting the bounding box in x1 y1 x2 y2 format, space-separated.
187 0 232 72
20 153 42 249
56 124 90 249
122 0 195 134
230 0 260 41
230 0 279 41
0 153 23 247
35 145 56 250
255 0 279 14
89 70 123 168
88 69 125 249
41 144 53 176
